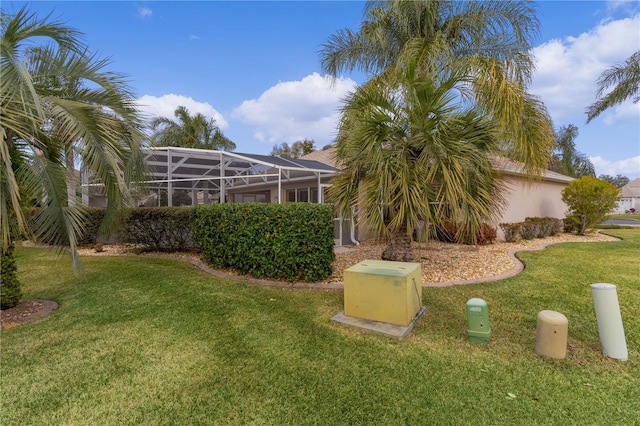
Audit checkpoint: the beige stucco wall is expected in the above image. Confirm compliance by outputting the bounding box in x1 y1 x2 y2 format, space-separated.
353 175 571 242
492 175 570 239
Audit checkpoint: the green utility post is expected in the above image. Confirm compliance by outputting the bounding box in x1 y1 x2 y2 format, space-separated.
466 298 491 344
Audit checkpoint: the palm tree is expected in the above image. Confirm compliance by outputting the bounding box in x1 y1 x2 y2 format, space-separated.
1 7 145 307
550 124 595 178
320 0 554 259
150 106 236 151
329 65 505 261
587 50 640 123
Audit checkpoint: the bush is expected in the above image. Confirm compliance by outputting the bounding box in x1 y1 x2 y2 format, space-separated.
500 218 564 242
435 222 496 245
77 208 106 246
519 221 540 240
499 222 522 242
192 203 334 282
549 218 564 236
525 217 563 238
1 245 21 309
562 177 619 235
120 207 195 252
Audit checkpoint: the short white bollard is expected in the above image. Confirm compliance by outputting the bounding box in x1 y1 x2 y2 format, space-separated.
590 283 628 361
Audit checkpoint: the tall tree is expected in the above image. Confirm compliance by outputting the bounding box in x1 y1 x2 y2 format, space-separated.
320 0 554 259
550 124 595 178
1 7 145 307
329 66 505 261
270 139 315 158
150 106 236 151
598 174 629 189
587 50 640 123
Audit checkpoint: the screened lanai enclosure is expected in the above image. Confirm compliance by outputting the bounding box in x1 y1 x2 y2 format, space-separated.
83 147 338 207
140 147 339 206
81 147 358 245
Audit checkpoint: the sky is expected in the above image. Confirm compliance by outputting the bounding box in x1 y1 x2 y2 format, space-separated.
6 0 640 179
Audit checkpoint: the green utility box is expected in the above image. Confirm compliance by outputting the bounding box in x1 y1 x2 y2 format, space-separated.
344 260 422 326
466 298 491 344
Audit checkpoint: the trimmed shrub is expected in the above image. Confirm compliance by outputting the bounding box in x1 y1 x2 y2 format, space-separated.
120 207 195 252
191 203 334 282
499 222 522 242
77 208 106 246
525 217 554 238
549 218 564 236
1 244 21 309
519 221 540 240
435 222 497 245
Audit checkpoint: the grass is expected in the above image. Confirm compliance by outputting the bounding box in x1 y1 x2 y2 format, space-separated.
1 229 638 425
606 213 640 220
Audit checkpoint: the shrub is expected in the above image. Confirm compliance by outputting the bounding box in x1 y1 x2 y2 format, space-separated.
77 208 106 246
499 222 522 242
120 207 195 252
525 217 559 238
435 222 496 245
562 177 619 235
1 245 21 309
519 221 540 240
192 203 334 282
549 218 564 236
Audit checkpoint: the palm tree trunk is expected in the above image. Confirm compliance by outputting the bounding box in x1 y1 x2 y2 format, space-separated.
381 234 414 262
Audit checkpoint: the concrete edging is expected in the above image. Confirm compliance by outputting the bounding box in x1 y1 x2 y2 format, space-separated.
161 236 621 290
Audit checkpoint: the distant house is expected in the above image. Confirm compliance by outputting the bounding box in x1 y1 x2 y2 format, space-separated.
82 145 574 243
615 178 640 213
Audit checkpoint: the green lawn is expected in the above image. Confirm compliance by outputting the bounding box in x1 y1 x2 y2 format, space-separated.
607 213 640 221
2 230 638 425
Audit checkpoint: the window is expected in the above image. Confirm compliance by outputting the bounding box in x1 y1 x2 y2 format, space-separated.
233 191 269 203
297 188 309 203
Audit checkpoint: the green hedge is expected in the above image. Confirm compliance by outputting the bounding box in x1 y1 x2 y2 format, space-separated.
499 217 564 242
1 244 21 309
77 208 106 246
434 222 497 245
191 203 334 282
120 207 195 252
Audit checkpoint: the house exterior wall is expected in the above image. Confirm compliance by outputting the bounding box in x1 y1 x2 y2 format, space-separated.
497 176 569 223
353 174 572 243
492 176 570 239
615 196 639 213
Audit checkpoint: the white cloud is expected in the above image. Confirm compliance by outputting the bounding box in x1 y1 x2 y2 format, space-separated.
232 73 357 146
137 6 152 19
590 155 640 178
531 14 640 123
136 94 228 129
190 35 200 41
602 101 640 125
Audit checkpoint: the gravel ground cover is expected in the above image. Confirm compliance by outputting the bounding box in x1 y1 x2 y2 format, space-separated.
75 232 618 286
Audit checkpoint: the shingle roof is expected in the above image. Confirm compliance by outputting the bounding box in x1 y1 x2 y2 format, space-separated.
300 146 339 168
302 147 573 183
621 178 640 198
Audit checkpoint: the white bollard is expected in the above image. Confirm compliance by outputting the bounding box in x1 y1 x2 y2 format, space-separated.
590 283 628 361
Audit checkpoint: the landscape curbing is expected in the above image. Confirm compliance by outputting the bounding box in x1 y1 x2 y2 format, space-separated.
2 233 622 330
156 235 621 289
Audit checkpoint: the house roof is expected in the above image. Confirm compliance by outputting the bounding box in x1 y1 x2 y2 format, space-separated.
300 145 340 168
302 146 573 183
139 147 338 191
621 178 640 198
